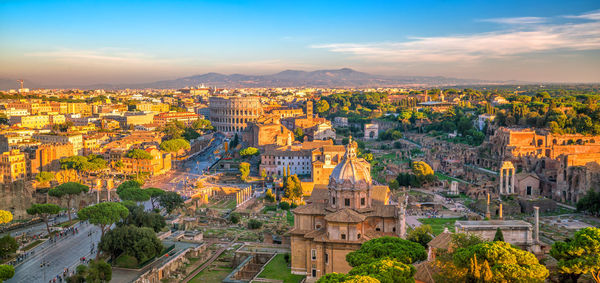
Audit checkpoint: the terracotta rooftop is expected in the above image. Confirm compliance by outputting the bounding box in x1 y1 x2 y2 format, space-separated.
292 203 326 215
324 208 366 223
427 229 453 249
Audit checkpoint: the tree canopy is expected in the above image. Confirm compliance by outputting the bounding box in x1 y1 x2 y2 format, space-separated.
240 147 260 157
407 225 433 248
348 258 416 283
26 203 62 234
159 138 190 153
144 187 165 208
35 171 55 185
284 175 303 200
158 191 184 213
551 227 600 283
120 203 166 232
576 189 600 216
117 187 150 202
48 182 89 222
99 225 163 263
346 236 427 267
125 148 153 160
0 235 18 259
77 202 129 238
0 210 12 224
452 241 549 282
0 264 15 281
60 155 107 173
239 162 250 181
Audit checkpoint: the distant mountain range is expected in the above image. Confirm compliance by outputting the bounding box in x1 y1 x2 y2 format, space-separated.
1 68 523 90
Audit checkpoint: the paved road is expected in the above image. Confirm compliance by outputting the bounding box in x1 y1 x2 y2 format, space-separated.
145 133 224 194
7 222 101 283
1 213 76 239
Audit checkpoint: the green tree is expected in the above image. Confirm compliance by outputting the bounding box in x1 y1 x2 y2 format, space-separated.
48 182 89 222
452 241 548 282
247 219 263 229
348 258 415 283
346 236 427 267
240 147 260 157
407 225 433 248
77 202 129 239
265 189 275 202
99 225 163 263
493 228 504 242
159 138 190 154
316 100 330 113
192 119 213 130
85 260 112 282
551 227 600 283
229 212 241 224
0 236 18 259
576 189 600 216
26 203 61 234
117 187 150 202
284 175 303 200
239 162 251 181
0 210 12 224
158 191 184 213
35 171 55 187
144 187 165 209
294 127 304 141
125 149 153 180
160 122 185 140
120 203 165 232
0 265 14 282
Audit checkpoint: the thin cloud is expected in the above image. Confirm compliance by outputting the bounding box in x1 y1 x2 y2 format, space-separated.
24 48 158 64
479 17 546 25
563 10 600 20
311 11 600 63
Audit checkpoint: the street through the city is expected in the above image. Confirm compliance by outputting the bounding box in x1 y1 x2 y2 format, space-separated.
7 221 101 283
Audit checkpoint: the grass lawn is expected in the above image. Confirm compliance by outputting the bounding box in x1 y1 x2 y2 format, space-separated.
189 266 233 283
258 254 304 283
286 211 294 226
57 219 79 228
418 217 461 235
21 239 44 251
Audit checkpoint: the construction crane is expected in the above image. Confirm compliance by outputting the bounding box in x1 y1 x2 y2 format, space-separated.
17 79 24 89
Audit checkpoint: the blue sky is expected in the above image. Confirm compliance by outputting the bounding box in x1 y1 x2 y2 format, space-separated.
1 0 599 85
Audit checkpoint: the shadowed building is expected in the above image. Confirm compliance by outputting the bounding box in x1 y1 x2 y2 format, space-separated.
290 138 406 280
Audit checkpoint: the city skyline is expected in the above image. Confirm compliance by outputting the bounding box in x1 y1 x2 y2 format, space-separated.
1 0 600 85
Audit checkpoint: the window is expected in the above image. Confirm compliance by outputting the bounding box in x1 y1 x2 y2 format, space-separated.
360 198 365 206
376 228 381 232
341 234 346 240
357 233 361 239
325 253 329 264
312 269 317 277
527 186 532 195
344 198 350 206
311 249 317 260
332 197 336 205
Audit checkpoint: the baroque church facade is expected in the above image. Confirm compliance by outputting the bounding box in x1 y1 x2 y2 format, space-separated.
290 137 407 280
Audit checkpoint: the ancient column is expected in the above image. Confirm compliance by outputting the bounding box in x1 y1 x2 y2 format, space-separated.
499 203 503 220
485 193 491 219
534 206 540 243
510 168 515 194
504 169 509 194
499 169 504 194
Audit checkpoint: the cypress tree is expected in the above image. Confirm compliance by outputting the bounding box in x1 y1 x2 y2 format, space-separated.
494 227 504 242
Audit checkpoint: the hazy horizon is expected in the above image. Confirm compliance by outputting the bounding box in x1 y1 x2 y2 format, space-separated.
1 0 600 86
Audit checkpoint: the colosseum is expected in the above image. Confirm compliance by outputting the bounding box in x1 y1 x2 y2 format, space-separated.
208 96 264 134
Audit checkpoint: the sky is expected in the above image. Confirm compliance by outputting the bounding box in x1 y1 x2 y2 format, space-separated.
1 0 600 85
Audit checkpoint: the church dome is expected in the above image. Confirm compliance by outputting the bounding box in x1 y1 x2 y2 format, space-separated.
329 137 372 189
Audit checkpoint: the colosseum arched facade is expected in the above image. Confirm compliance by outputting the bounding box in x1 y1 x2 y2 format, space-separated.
208 96 263 134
